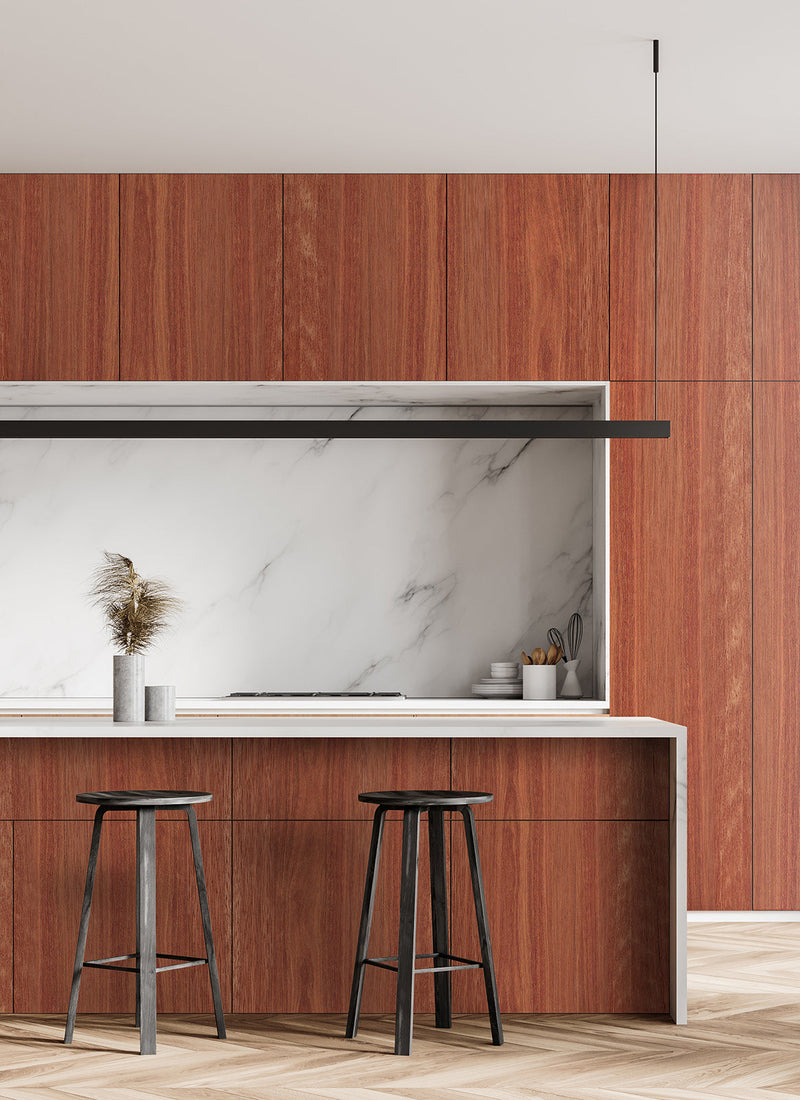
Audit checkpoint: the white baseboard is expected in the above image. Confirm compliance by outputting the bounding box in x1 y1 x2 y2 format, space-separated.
689 911 800 922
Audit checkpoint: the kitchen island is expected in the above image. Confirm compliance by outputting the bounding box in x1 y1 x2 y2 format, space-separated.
0 710 685 1023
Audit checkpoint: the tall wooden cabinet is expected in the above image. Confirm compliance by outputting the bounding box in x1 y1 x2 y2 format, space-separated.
753 384 800 907
120 174 282 380
754 176 800 380
751 177 800 906
283 174 446 381
611 174 751 380
610 382 752 910
0 175 118 380
447 174 608 381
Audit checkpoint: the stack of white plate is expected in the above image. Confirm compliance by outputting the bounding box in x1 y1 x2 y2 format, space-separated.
472 662 522 699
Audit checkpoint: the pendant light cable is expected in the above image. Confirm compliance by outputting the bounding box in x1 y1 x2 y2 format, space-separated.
653 39 659 421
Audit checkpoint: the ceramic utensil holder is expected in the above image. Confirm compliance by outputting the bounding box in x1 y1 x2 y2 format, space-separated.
145 684 176 722
523 664 556 701
113 654 145 722
560 659 583 698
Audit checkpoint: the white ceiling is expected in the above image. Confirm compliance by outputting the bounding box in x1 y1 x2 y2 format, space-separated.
1 0 799 172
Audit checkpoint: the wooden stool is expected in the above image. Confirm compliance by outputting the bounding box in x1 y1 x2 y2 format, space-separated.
64 790 226 1055
345 790 503 1055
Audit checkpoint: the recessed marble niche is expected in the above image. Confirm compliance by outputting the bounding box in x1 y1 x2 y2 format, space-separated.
0 382 609 704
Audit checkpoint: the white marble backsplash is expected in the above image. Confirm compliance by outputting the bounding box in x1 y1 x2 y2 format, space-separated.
0 405 595 698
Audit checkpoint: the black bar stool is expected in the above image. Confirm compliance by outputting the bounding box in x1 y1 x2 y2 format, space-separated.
346 790 503 1055
64 790 226 1056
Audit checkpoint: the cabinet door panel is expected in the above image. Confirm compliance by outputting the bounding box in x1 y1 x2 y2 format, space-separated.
452 738 669 820
450 821 669 1012
233 738 450 819
0 174 118 380
447 174 608 381
284 174 445 381
121 174 281 380
0 822 11 1011
754 176 800 380
8 738 231 820
754 383 800 906
611 381 752 909
234 820 434 1012
14 819 231 1013
611 174 751 380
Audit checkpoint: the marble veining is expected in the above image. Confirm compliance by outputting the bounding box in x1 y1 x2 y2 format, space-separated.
0 404 597 699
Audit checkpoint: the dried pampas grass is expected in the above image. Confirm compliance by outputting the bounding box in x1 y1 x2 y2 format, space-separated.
89 552 182 655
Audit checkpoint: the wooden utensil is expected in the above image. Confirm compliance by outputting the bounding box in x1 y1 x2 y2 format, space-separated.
521 651 533 665
531 647 546 665
546 644 560 665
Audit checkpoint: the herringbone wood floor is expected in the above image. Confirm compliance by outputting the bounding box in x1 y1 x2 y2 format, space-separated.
2 924 800 1099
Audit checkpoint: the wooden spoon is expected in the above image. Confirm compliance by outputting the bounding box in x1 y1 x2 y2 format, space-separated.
546 644 560 665
532 647 547 665
521 651 533 665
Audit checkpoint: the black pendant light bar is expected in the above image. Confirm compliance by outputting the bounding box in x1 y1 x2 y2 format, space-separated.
0 418 670 439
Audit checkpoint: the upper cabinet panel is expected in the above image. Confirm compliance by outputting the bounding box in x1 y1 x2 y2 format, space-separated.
447 175 608 381
283 174 445 381
754 175 800 380
611 174 751 380
121 175 281 381
0 175 118 380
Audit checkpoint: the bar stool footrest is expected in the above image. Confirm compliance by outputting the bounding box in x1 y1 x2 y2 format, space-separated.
364 951 483 975
83 953 209 974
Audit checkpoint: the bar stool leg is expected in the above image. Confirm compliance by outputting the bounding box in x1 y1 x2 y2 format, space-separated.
461 806 503 1046
428 808 452 1029
346 805 386 1038
186 806 226 1039
135 821 141 1030
137 808 157 1056
395 808 421 1056
64 807 106 1044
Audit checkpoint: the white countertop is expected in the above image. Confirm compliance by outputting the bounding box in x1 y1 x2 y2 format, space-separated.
0 714 684 739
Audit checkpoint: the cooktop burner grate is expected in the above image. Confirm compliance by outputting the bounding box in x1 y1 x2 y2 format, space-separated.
228 691 406 699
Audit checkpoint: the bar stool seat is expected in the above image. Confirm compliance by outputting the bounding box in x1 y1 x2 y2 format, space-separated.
77 790 214 808
64 789 225 1055
358 790 494 807
346 789 503 1055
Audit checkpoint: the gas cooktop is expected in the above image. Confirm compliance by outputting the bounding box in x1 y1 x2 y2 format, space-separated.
228 691 406 699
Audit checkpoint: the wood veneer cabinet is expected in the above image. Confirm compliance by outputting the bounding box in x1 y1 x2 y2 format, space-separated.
452 738 669 821
611 174 751 380
120 174 282 380
0 822 11 1012
233 819 436 1013
0 174 118 380
283 174 445 381
447 174 608 381
753 382 800 906
14 819 231 1013
233 737 450 819
611 381 752 910
450 821 669 1013
754 176 800 379
7 738 230 820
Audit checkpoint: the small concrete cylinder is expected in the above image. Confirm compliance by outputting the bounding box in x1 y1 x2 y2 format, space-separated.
145 684 176 722
113 654 145 722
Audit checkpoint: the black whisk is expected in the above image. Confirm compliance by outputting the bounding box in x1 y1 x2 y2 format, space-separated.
566 613 583 662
